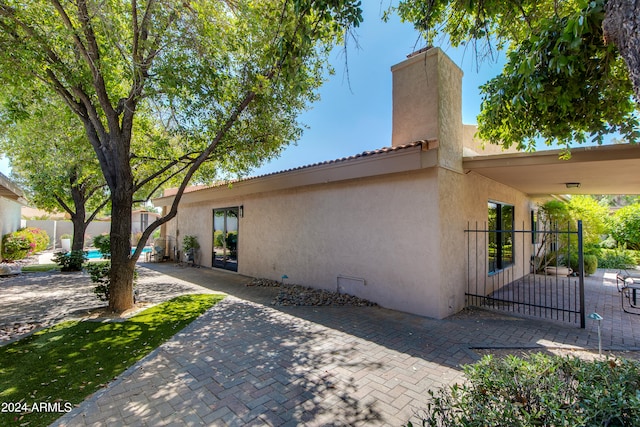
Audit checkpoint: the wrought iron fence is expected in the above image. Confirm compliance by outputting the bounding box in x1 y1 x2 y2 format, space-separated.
465 221 585 328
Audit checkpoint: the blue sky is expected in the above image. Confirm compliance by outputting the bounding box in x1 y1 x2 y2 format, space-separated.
0 4 506 178
249 5 507 177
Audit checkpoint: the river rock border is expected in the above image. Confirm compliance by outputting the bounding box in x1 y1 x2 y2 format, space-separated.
246 278 378 307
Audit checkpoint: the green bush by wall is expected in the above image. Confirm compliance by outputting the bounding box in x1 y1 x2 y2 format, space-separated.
1 227 49 261
584 254 598 275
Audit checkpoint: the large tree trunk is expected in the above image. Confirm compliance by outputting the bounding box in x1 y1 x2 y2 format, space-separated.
70 214 87 252
109 188 136 312
603 0 640 104
107 130 137 313
70 184 87 252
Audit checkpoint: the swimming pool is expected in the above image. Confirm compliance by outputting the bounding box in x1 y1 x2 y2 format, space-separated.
86 247 152 260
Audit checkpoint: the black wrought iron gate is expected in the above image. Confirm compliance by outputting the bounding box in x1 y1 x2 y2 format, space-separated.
465 221 585 328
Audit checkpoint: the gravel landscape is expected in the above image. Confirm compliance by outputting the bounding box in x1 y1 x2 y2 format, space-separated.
246 277 378 307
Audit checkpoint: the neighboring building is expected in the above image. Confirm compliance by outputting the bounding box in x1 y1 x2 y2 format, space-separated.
21 206 68 220
153 48 640 319
0 172 26 238
131 209 162 235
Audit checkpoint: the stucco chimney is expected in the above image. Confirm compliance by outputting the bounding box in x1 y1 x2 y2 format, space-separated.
391 47 464 171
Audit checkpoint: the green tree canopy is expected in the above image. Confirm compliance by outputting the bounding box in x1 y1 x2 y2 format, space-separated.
0 0 363 312
566 195 610 248
391 0 640 154
0 91 109 251
611 203 640 250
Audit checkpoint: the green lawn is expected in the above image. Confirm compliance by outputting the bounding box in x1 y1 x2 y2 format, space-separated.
0 293 224 426
21 263 60 273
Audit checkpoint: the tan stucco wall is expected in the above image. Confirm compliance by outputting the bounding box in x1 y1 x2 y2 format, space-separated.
391 48 463 160
435 167 467 318
164 169 449 318
163 165 534 319
462 124 522 157
462 171 533 297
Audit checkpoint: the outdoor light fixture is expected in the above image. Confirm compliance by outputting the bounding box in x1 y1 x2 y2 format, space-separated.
239 205 244 218
588 312 604 357
565 182 581 188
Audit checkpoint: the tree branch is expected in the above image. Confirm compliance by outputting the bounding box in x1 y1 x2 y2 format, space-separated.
49 0 97 72
137 162 191 203
53 194 74 217
85 196 110 225
133 153 197 192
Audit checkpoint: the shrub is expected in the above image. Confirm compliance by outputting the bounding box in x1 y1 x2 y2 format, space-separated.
60 233 72 240
601 235 618 249
86 261 111 301
86 261 137 302
183 235 200 252
92 234 110 258
584 254 598 275
24 227 49 252
1 228 50 260
213 231 237 253
408 353 640 427
52 250 87 272
611 204 640 250
598 248 639 269
214 230 224 247
1 232 31 260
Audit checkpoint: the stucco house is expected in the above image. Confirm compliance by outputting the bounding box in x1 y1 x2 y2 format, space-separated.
0 172 26 238
154 47 640 320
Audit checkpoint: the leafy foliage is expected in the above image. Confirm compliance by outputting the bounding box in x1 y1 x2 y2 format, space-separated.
584 254 598 275
408 353 640 427
1 227 49 261
86 261 138 302
566 195 610 249
477 0 638 152
597 248 639 269
391 0 639 152
611 203 640 250
1 232 31 261
0 94 109 243
534 197 610 272
52 250 87 272
92 234 111 258
21 227 49 253
214 230 238 253
86 261 111 301
0 0 363 312
182 235 200 253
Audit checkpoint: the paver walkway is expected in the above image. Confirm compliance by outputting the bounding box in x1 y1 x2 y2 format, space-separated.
1 264 639 426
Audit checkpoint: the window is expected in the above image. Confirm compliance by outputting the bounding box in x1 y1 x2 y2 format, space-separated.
488 202 514 273
213 207 239 272
140 213 149 232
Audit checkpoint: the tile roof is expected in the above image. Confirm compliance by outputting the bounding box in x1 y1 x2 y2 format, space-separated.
163 141 425 197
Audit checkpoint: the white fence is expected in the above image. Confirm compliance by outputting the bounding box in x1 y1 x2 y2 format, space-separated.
23 220 111 250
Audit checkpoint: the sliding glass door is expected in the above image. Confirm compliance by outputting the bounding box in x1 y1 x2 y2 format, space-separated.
213 207 239 272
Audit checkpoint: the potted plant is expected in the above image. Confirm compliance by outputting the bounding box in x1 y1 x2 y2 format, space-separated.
60 233 72 252
183 235 200 264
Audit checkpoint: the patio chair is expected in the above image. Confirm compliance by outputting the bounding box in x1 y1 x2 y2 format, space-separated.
149 246 164 263
616 268 640 292
616 268 640 314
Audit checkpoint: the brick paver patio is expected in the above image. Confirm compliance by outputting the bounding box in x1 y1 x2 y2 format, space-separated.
1 263 638 426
